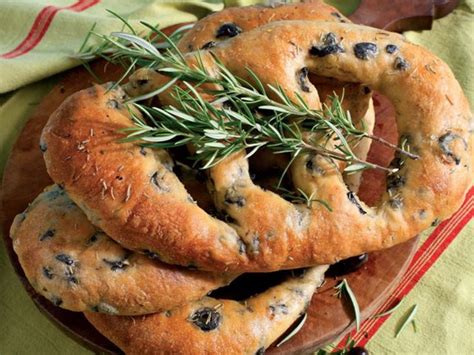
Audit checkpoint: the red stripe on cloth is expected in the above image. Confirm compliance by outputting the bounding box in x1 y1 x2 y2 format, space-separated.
1 0 100 59
335 187 473 350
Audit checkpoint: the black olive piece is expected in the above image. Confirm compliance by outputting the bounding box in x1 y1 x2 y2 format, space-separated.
40 229 55 241
305 158 325 175
255 347 265 355
438 132 467 165
150 171 168 191
323 32 337 46
143 249 161 260
43 267 54 279
346 191 367 215
385 44 398 54
246 234 260 255
309 43 344 57
353 42 378 60
297 67 311 93
137 79 149 86
86 232 99 245
55 254 75 266
348 347 369 355
51 296 63 307
65 269 78 284
431 218 440 227
67 275 79 284
269 303 289 315
103 258 129 271
394 56 409 71
331 12 342 18
107 99 120 109
216 23 242 38
363 86 371 95
139 146 147 156
326 254 369 277
219 212 237 224
189 307 221 331
386 175 406 191
39 141 47 153
224 188 246 207
201 41 217 50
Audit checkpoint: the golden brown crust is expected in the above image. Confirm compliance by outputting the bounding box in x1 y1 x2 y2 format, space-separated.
85 266 327 354
125 1 347 99
10 184 234 315
177 1 349 52
42 22 473 272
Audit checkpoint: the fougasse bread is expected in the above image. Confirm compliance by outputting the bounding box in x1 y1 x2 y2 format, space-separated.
85 265 327 355
10 185 234 315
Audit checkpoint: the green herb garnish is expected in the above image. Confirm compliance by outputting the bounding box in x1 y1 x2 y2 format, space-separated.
276 313 308 347
335 279 361 332
371 300 403 319
395 304 418 338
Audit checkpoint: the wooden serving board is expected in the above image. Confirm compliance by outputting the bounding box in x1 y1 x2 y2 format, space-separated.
0 2 457 353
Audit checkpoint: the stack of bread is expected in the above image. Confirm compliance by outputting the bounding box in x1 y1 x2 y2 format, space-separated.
10 1 472 353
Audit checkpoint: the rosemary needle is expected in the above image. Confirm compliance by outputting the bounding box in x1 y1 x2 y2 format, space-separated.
395 304 418 338
276 313 307 347
335 279 361 332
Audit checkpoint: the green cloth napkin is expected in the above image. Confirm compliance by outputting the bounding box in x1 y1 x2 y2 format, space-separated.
0 0 223 94
0 1 472 354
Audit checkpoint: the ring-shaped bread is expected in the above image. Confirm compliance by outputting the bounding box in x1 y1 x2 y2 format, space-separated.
10 184 234 315
178 0 349 52
42 21 472 272
85 265 327 354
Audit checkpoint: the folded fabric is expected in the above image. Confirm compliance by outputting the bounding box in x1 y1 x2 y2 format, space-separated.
0 0 222 94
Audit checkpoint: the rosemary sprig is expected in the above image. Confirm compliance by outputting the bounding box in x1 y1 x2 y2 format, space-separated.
76 11 193 86
277 187 333 211
395 304 418 338
78 12 193 61
276 313 308 347
78 14 419 176
335 279 361 332
371 300 403 319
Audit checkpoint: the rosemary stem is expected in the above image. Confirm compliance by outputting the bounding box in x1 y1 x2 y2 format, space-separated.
300 141 396 173
365 134 420 160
